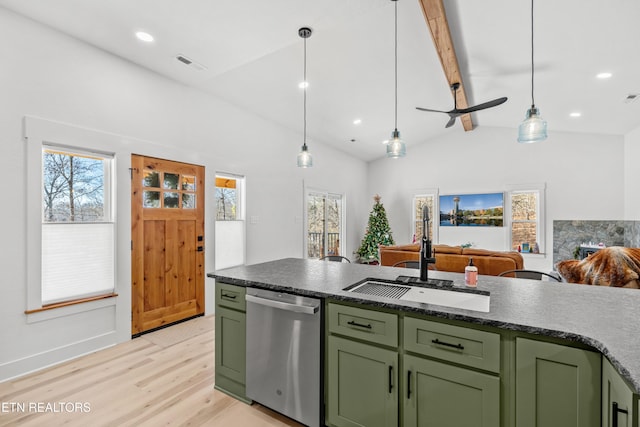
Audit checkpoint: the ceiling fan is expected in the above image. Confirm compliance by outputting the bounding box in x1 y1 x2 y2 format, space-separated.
416 82 507 128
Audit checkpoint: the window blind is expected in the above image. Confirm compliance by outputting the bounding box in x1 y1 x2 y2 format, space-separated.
41 223 115 304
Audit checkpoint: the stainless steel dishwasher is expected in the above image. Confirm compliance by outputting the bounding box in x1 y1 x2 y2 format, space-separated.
245 288 322 427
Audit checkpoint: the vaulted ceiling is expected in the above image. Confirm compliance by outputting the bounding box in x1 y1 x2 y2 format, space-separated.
2 0 639 161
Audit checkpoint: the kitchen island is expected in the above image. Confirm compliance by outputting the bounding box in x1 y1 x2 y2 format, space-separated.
209 257 640 427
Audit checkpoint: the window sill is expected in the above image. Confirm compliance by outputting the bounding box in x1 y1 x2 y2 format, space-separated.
519 252 546 258
25 293 118 324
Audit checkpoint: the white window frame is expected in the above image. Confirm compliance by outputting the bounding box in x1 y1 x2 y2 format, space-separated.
304 187 346 259
505 183 546 254
25 117 118 320
412 189 439 244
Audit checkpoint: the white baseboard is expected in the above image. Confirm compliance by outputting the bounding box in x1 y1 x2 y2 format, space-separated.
0 331 118 382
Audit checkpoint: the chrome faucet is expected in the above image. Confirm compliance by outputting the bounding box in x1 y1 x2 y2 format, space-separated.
420 205 436 282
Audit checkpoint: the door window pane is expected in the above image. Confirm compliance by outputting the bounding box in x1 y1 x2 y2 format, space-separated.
163 173 179 189
182 193 196 209
182 175 196 191
144 191 160 208
164 192 179 208
143 170 160 188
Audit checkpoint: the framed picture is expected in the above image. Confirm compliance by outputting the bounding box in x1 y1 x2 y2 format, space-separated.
439 192 504 227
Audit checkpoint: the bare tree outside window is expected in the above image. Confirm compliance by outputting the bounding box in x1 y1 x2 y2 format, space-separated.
43 149 105 222
215 176 241 221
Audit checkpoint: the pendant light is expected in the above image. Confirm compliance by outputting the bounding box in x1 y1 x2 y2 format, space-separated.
518 0 548 143
386 0 406 158
297 27 313 167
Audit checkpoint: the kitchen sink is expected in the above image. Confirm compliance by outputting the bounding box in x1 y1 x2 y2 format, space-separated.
344 278 490 312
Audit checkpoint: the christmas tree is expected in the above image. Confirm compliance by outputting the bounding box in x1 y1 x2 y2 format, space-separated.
356 194 395 262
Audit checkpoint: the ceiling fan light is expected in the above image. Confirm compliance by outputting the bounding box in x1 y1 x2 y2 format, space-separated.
386 129 406 158
518 107 547 143
297 143 313 167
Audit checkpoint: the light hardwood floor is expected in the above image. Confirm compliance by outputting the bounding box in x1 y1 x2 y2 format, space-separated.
0 316 304 427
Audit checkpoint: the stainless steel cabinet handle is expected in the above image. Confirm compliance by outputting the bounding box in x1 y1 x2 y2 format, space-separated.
245 294 319 314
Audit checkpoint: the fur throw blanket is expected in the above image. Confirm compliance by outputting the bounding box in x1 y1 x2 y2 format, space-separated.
556 247 640 288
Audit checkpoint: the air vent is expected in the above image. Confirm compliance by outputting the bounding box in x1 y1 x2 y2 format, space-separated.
624 94 639 104
175 54 207 71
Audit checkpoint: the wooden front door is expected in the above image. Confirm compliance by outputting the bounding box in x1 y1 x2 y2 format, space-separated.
131 155 205 335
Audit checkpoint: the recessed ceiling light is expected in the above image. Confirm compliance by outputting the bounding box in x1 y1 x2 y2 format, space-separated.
353 119 362 125
298 81 309 89
596 72 612 79
569 112 582 118
135 31 154 42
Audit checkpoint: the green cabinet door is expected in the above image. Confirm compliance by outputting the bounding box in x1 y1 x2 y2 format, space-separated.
515 338 601 427
602 357 636 427
214 305 249 402
403 354 500 427
327 335 398 427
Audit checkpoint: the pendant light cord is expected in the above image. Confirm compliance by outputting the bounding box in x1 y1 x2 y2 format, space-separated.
530 0 535 108
303 35 307 147
394 0 398 130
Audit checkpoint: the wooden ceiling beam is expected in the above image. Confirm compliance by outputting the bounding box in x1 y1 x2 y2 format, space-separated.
418 0 473 131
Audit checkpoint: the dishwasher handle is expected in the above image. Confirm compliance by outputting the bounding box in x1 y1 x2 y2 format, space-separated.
245 294 319 315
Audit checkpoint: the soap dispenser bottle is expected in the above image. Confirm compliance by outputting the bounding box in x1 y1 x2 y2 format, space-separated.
465 257 478 287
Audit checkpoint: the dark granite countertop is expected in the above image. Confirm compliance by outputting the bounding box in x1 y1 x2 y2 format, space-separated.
209 257 640 393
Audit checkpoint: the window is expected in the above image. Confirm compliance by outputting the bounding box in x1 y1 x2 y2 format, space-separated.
507 184 545 253
215 175 241 220
413 191 438 243
41 145 115 304
306 190 344 259
215 173 245 269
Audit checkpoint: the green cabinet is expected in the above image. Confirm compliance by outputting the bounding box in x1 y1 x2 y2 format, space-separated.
214 282 250 403
326 303 500 427
603 357 637 427
327 335 399 427
403 354 500 427
515 337 601 427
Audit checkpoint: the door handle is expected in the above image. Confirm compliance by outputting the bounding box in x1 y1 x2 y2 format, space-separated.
388 365 394 393
407 370 412 399
613 401 628 426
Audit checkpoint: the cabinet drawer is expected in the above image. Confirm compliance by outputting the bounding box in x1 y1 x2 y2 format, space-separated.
216 282 246 311
328 302 398 347
404 316 500 373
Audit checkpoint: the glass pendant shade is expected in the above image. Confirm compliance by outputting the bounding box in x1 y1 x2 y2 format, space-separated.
297 143 313 167
517 107 547 143
386 129 406 158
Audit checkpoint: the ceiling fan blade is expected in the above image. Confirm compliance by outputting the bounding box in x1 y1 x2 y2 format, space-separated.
445 115 456 128
456 97 508 114
416 106 450 114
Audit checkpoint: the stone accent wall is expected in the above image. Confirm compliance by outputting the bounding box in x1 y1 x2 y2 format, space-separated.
553 220 640 265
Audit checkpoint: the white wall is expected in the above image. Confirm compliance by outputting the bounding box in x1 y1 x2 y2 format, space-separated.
367 126 625 272
624 125 640 220
0 8 368 380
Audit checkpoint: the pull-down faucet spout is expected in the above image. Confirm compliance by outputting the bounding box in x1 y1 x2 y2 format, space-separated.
420 206 436 282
